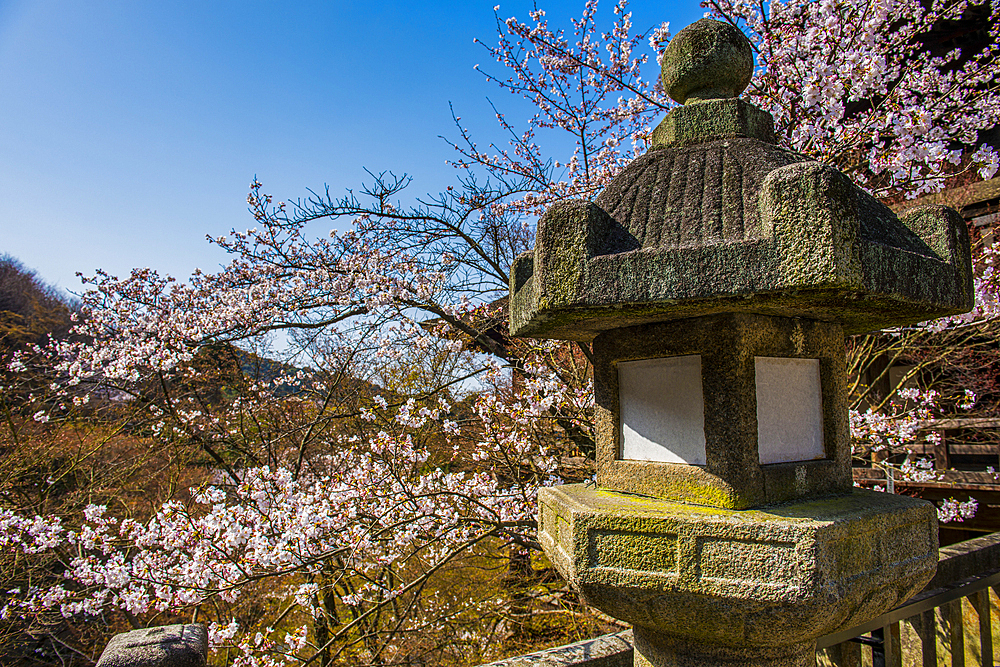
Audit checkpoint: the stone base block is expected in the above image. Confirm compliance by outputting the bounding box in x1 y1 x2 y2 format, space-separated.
539 485 936 651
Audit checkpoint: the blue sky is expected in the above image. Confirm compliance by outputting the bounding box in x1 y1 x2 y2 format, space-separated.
0 0 703 294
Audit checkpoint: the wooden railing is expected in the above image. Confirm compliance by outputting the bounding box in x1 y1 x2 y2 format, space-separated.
897 418 1000 472
909 419 1000 472
478 531 1000 667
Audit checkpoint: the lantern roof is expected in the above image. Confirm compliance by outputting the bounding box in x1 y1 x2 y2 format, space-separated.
509 19 973 341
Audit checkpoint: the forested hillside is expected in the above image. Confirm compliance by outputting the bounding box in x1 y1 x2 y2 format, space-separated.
0 256 75 353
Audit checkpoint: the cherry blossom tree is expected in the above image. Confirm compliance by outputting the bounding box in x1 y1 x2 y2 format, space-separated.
708 0 1000 197
3 0 1000 664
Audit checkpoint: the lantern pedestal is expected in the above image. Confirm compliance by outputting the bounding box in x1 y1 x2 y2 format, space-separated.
539 485 936 667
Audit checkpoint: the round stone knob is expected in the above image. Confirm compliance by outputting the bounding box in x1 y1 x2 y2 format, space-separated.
660 18 753 105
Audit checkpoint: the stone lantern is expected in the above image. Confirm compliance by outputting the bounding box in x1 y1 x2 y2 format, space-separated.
508 18 973 667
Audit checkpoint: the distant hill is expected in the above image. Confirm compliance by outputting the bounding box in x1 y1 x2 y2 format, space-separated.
0 255 76 352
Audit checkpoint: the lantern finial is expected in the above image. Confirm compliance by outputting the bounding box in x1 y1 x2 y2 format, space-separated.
661 18 753 104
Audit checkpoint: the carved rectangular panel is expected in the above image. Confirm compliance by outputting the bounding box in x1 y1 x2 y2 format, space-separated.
589 529 679 576
697 537 798 585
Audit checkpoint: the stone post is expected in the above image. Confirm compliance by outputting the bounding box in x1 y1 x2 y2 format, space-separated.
509 18 973 667
96 624 207 667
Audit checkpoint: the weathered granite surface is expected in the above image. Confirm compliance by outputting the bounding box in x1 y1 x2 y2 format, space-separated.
509 153 972 340
539 485 937 662
96 624 207 667
632 628 816 667
650 98 776 147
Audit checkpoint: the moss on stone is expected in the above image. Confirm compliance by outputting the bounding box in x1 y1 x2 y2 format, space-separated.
592 314 850 509
651 98 776 147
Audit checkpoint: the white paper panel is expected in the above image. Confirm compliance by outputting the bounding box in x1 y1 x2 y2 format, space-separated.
755 357 825 465
619 355 707 464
